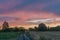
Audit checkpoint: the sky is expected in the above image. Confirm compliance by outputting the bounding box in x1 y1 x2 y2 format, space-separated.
0 0 60 29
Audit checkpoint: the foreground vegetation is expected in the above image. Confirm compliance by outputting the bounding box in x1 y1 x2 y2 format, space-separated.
1 21 60 40
0 31 60 40
30 31 60 40
0 32 20 40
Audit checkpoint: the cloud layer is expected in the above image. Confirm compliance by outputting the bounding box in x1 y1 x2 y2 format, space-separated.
25 18 60 24
0 0 60 28
0 0 60 14
0 16 20 22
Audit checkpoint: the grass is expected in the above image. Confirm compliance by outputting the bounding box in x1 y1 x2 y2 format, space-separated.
0 31 60 40
30 31 60 40
0 32 20 40
40 36 52 40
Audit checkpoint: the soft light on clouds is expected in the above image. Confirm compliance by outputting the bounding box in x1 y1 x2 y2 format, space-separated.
0 0 60 28
0 16 20 22
25 18 60 24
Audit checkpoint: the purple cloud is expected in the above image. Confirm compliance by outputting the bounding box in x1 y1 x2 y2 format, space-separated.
0 0 60 14
0 16 20 22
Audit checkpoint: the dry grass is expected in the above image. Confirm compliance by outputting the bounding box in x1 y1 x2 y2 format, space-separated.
29 31 60 40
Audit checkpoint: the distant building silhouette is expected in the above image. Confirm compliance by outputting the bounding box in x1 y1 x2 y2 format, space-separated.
2 21 9 30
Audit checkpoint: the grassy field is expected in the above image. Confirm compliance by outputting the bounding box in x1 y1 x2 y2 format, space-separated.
1 31 60 40
0 32 20 40
30 31 60 40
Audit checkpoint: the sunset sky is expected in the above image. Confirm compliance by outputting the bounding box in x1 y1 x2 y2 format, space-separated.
0 0 60 29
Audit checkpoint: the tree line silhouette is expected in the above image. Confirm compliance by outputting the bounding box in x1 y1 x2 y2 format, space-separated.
0 21 60 32
29 23 60 31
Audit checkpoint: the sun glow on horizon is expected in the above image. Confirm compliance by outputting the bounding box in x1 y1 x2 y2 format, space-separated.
0 0 60 29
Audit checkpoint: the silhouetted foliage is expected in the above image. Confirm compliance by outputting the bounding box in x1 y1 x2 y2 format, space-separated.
37 23 47 31
13 27 19 32
49 27 56 31
1 21 60 32
47 26 50 31
29 28 35 31
49 25 60 31
19 27 26 31
34 26 38 31
28 23 60 31
55 25 60 31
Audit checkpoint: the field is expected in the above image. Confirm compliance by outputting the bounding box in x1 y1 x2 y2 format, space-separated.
0 31 60 40
0 32 20 40
30 31 60 40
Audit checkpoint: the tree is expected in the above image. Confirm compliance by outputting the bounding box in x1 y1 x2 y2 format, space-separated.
47 26 50 31
34 26 38 31
37 23 47 31
19 27 26 31
49 25 60 31
14 27 19 32
55 25 60 31
29 28 34 31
